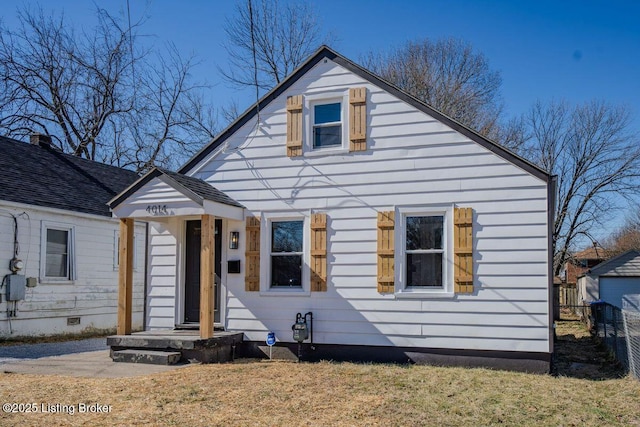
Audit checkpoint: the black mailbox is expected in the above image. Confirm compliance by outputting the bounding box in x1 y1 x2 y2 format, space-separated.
227 260 241 274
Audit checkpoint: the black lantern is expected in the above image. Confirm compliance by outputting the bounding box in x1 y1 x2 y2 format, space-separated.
229 231 239 249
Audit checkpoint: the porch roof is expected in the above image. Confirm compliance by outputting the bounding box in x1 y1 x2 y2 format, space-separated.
108 167 244 220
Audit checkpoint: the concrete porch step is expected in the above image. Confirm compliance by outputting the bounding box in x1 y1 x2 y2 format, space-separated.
112 349 182 365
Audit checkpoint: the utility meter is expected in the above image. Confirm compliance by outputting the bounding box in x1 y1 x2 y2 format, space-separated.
9 257 24 273
292 320 309 342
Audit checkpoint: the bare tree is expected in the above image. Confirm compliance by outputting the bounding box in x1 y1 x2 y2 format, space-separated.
602 211 640 256
0 6 218 172
520 100 640 276
220 0 328 93
363 38 504 139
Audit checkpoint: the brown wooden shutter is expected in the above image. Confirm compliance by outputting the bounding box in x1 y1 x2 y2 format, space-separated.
349 87 367 152
286 95 303 157
454 207 474 293
377 211 395 293
245 216 260 291
310 213 327 292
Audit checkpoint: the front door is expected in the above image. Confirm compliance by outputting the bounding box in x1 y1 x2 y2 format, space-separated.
184 219 222 324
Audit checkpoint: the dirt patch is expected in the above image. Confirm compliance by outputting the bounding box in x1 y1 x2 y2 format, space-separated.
554 320 625 380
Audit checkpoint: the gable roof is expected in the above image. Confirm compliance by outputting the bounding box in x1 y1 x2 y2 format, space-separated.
570 246 610 262
586 250 640 277
108 167 244 210
0 136 139 217
179 45 551 183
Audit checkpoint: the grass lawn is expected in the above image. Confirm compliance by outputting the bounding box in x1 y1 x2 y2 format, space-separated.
1 322 638 426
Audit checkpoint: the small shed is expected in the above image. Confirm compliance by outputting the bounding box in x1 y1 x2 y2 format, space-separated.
577 250 640 309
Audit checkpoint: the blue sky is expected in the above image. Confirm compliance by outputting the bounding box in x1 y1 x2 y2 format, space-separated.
2 0 638 130
2 1 639 241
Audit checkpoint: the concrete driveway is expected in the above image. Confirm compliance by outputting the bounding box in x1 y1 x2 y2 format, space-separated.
0 338 190 378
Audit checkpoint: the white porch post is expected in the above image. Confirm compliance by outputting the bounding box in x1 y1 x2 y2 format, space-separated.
117 217 134 335
200 214 215 339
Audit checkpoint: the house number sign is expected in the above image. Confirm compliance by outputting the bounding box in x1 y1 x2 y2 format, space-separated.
146 204 169 216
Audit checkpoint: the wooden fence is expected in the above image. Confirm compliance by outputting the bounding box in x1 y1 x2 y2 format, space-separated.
554 283 583 320
559 283 578 307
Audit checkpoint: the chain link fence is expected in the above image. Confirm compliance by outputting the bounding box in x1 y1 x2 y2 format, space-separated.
622 309 640 380
589 301 640 380
590 302 628 370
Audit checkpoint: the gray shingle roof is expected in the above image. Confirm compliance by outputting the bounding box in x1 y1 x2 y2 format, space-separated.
109 167 244 210
0 136 139 217
157 168 244 208
588 250 640 277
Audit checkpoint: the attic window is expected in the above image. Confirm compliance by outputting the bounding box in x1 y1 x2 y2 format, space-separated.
313 102 342 149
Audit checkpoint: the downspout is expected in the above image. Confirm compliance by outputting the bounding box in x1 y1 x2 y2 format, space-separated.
548 175 558 362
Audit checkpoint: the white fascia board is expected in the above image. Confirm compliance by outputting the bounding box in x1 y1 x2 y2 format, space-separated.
203 200 245 221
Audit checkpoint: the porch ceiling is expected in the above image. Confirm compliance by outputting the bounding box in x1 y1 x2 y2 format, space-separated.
108 167 244 220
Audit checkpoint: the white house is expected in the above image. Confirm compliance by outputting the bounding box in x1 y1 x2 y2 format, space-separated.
577 250 640 310
110 46 555 372
0 134 145 337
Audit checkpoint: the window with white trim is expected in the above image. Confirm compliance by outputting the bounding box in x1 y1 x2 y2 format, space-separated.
305 93 348 153
313 102 342 149
260 213 309 294
397 207 453 295
41 222 75 281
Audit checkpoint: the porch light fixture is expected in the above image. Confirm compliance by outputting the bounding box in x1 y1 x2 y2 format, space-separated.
229 231 239 249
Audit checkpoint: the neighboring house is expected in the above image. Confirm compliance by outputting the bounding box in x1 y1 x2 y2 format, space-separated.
110 46 555 372
0 134 145 337
577 250 640 309
563 246 609 285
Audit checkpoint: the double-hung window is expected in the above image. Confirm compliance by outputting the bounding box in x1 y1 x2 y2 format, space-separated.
270 220 304 288
405 215 445 288
41 222 75 282
396 207 453 296
304 92 348 154
313 102 342 149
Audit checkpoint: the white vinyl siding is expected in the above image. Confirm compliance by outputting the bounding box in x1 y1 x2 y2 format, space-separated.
164 58 550 354
146 220 179 329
